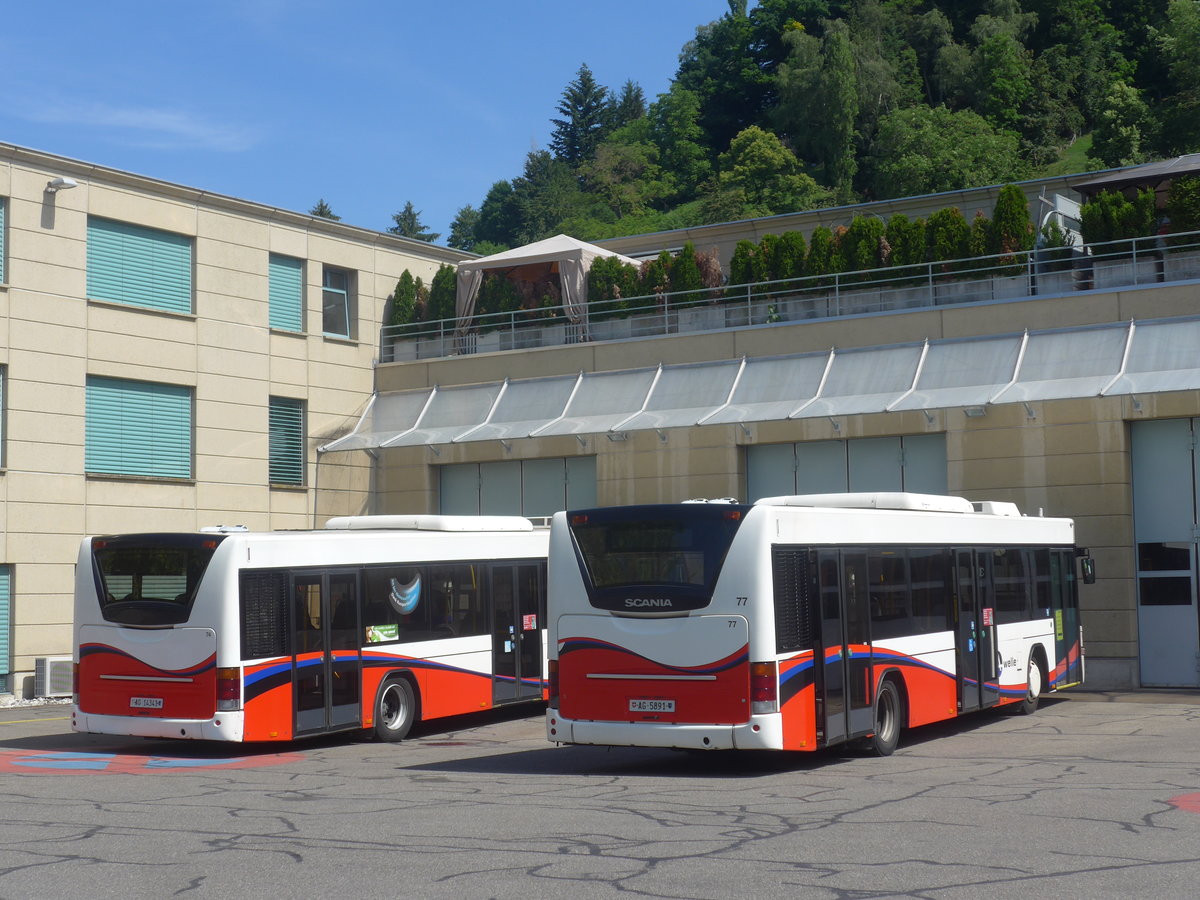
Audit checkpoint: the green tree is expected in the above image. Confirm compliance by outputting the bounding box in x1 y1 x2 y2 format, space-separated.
807 225 840 279
863 105 1027 200
709 126 832 219
309 199 340 221
1155 0 1200 155
581 128 667 219
1166 174 1200 236
776 230 808 279
608 80 647 128
1088 81 1154 168
971 33 1033 133
447 205 481 252
841 215 887 273
648 85 714 202
886 214 927 269
511 150 588 244
476 181 520 250
550 63 611 167
388 201 440 242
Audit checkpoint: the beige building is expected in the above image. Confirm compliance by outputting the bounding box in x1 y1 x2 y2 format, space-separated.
0 143 468 696
341 167 1200 693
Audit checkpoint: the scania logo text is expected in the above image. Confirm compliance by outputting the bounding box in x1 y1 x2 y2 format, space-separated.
624 598 673 608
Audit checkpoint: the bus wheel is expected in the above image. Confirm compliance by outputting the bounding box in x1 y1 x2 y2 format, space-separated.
374 678 416 742
868 680 902 757
1015 657 1044 716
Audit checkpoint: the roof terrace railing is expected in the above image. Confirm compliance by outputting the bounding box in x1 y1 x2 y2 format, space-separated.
379 229 1200 364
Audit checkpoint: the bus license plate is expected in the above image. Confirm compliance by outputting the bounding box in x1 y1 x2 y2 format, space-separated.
129 697 163 709
629 698 674 713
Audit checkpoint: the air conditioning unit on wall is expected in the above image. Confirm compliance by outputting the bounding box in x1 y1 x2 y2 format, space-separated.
34 656 73 698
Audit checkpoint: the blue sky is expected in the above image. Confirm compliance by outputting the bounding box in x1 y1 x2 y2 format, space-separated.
0 1 735 244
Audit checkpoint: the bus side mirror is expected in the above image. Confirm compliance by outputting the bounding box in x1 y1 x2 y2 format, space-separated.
1079 557 1096 585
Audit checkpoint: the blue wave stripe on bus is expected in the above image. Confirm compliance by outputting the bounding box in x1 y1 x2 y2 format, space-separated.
558 637 748 676
79 642 215 678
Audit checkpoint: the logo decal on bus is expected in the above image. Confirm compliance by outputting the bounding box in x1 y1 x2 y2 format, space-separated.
624 598 673 608
388 575 421 615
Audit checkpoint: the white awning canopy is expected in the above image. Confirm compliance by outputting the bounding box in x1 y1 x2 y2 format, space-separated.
320 315 1200 452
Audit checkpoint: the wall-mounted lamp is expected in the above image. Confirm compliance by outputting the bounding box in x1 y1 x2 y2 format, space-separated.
964 406 987 418
607 432 628 442
828 417 841 433
655 429 668 443
45 176 79 193
1022 402 1037 420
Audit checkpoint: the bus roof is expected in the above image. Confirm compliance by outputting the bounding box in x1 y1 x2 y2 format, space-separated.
323 514 535 532
755 493 989 515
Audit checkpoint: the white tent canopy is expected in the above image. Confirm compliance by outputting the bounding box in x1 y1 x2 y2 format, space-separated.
454 234 641 339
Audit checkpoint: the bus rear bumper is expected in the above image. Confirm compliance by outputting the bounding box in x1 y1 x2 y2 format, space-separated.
72 708 244 742
546 709 783 751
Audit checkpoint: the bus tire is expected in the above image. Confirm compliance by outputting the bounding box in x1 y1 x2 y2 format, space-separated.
868 679 902 757
374 677 416 742
1015 655 1044 716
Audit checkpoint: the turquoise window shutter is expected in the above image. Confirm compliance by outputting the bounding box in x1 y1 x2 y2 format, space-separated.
85 376 192 478
0 566 11 693
269 397 305 485
269 254 304 331
87 217 193 313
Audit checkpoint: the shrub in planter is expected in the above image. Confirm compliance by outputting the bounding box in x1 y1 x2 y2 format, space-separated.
390 269 418 328
990 184 1034 272
926 207 971 273
1166 174 1200 246
727 239 758 294
639 250 673 304
428 264 456 323
807 225 839 285
669 241 704 301
1038 219 1076 273
475 272 521 331
841 215 887 281
1080 188 1156 254
886 214 927 280
588 254 640 319
969 211 991 271
776 230 807 280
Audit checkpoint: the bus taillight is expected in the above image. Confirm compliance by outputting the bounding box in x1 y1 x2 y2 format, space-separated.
548 659 559 708
216 668 241 711
750 661 778 715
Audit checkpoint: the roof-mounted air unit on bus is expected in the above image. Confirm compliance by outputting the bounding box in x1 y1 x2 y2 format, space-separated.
755 492 976 514
323 514 534 532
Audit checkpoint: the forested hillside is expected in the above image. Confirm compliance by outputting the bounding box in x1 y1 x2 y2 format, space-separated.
440 0 1199 253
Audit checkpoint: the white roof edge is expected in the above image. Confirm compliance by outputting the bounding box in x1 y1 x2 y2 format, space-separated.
324 515 534 532
754 492 978 514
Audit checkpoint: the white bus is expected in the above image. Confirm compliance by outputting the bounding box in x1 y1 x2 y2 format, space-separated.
546 494 1089 756
73 516 548 743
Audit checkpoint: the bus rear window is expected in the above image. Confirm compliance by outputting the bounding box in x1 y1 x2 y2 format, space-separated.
92 535 224 625
567 505 749 611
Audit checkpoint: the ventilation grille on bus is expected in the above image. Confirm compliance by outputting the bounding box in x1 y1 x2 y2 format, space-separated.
34 656 74 698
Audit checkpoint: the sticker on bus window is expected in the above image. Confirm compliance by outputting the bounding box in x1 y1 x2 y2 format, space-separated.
366 623 399 643
522 614 537 631
982 607 994 627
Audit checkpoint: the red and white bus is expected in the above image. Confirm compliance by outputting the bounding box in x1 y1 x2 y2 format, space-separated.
546 493 1089 756
73 515 548 743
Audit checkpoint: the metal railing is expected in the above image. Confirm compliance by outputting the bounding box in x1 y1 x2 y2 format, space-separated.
380 230 1200 363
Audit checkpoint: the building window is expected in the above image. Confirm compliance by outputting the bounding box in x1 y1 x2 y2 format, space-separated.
0 565 9 694
746 434 947 502
269 397 305 486
87 217 193 314
85 376 192 479
0 196 7 284
439 457 597 518
269 254 304 332
322 265 355 338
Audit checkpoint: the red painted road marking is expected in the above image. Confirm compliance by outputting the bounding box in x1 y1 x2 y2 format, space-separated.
0 748 303 775
1167 793 1200 814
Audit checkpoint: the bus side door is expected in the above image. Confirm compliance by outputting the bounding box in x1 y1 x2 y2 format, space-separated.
815 549 874 745
491 563 545 704
292 571 362 735
952 550 999 713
